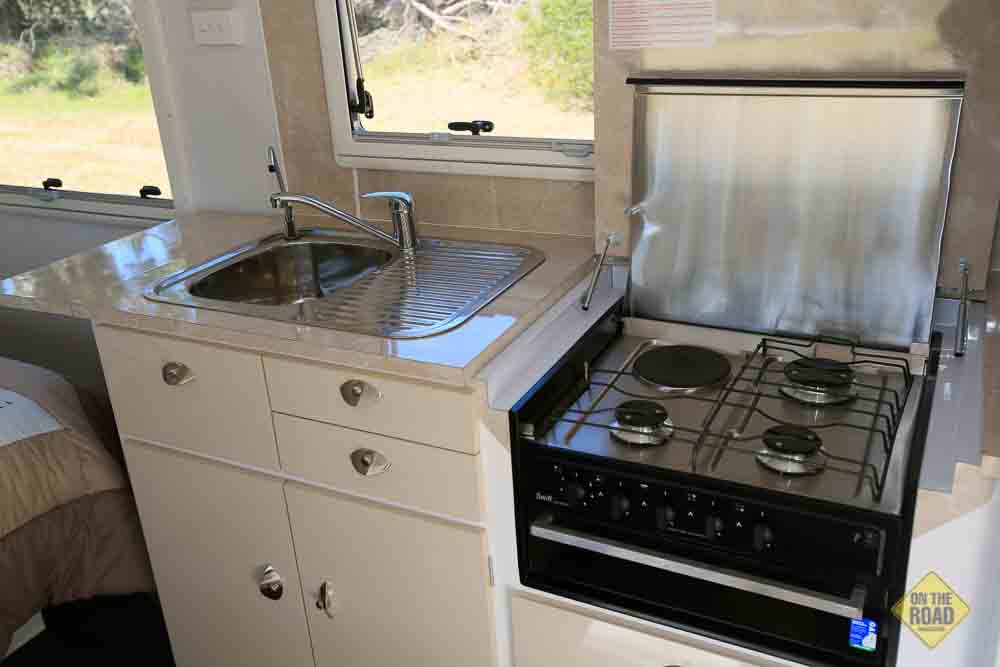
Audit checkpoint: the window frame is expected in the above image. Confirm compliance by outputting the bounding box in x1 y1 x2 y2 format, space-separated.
314 0 595 181
0 0 181 218
0 186 173 226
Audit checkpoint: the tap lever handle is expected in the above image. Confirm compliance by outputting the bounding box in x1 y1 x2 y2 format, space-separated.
361 191 414 213
360 192 419 252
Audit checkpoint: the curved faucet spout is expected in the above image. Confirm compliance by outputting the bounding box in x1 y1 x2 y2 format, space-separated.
270 192 403 249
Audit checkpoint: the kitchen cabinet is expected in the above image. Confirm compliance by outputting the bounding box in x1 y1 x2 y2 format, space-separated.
95 325 494 667
123 440 314 667
285 483 494 667
512 595 766 667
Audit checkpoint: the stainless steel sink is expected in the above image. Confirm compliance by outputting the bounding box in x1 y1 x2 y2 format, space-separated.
146 228 545 338
188 238 395 306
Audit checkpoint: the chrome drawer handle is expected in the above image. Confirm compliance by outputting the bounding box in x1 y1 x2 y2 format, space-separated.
162 362 195 386
351 448 390 477
340 379 381 406
258 565 284 600
316 580 336 618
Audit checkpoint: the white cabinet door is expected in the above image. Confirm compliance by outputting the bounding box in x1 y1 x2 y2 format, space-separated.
124 441 314 667
285 483 495 667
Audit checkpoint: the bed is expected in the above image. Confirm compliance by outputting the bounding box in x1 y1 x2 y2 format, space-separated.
0 356 154 656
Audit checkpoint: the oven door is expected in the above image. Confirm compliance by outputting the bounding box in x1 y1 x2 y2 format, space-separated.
519 515 895 667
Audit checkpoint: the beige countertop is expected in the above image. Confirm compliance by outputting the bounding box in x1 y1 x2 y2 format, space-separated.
0 213 594 388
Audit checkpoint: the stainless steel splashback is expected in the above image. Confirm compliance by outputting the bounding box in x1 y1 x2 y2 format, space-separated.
629 81 963 349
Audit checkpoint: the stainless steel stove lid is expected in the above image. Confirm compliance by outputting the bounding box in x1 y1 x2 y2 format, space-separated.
629 81 963 348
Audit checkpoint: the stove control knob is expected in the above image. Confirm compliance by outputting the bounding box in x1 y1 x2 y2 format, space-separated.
706 516 726 540
565 482 587 509
609 494 631 521
655 505 677 531
753 523 775 552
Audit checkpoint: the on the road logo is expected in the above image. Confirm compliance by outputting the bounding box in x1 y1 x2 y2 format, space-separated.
892 571 970 648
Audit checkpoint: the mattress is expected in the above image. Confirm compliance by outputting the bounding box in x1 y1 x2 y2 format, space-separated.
0 357 154 655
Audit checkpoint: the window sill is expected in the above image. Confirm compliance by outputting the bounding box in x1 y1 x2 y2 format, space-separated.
336 153 594 181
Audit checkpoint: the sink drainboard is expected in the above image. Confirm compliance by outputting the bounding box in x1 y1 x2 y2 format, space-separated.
304 240 541 337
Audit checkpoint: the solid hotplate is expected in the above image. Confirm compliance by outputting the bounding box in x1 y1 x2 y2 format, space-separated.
633 345 732 392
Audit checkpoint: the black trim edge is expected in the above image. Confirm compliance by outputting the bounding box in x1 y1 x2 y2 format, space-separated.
625 77 966 90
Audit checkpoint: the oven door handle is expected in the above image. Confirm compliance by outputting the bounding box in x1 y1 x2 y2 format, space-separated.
530 520 867 619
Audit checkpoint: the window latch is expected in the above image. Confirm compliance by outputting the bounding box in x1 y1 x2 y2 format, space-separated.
34 178 63 202
349 77 375 119
140 185 162 199
448 120 494 136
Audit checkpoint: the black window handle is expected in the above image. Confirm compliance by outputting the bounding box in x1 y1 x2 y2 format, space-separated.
42 178 62 190
140 185 162 199
448 120 494 136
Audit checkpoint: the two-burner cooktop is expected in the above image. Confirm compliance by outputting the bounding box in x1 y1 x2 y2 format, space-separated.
528 335 923 515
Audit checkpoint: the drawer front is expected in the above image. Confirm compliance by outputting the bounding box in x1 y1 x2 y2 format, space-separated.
96 326 278 470
274 413 481 522
512 596 765 667
264 357 479 454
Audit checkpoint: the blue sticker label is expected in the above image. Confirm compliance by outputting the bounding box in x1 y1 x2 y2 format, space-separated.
849 618 878 653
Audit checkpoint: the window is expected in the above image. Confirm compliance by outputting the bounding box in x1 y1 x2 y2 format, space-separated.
0 0 173 215
317 0 594 179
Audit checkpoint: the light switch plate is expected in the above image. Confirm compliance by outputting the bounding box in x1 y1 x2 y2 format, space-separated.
191 9 244 46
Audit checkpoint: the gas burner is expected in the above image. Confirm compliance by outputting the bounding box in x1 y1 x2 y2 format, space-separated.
779 357 857 406
610 400 674 446
633 345 732 393
756 425 827 476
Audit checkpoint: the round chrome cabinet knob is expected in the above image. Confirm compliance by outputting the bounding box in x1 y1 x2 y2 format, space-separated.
162 361 194 386
258 565 284 600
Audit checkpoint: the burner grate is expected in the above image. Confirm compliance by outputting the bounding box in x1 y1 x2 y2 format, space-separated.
537 335 915 504
692 337 914 500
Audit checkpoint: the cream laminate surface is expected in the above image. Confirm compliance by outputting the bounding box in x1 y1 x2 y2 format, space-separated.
0 212 594 387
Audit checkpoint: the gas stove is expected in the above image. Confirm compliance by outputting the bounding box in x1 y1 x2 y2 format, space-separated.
510 303 942 667
522 332 921 515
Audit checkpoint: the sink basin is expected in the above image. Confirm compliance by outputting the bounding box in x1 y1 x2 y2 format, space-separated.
188 240 395 306
146 228 545 339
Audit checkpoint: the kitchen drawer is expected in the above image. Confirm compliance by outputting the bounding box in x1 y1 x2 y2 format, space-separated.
95 326 278 470
274 413 480 522
512 595 765 667
264 357 480 454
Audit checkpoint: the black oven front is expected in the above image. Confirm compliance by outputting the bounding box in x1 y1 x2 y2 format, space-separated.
509 310 941 667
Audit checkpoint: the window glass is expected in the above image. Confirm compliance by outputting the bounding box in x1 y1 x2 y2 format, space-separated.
0 0 170 198
351 0 593 141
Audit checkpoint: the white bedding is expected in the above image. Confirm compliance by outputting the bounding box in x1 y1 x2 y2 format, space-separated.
0 389 61 449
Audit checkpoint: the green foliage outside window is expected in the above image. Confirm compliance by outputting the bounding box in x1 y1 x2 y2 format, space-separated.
519 0 594 109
